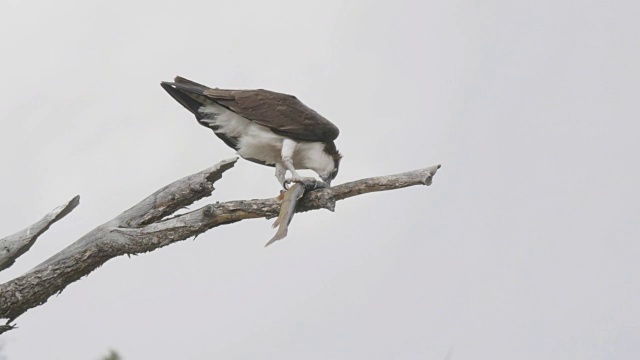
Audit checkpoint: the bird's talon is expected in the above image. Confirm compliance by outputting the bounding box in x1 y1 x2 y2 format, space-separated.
288 176 304 184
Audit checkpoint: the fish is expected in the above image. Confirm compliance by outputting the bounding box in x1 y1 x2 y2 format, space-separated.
265 179 330 247
265 182 306 247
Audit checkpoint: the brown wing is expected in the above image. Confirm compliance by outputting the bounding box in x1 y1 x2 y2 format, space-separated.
203 88 340 142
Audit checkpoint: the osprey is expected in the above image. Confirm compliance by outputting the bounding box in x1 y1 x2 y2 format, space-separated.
161 77 342 188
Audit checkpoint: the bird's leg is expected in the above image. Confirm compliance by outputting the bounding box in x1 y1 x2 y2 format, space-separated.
281 139 304 185
275 162 287 189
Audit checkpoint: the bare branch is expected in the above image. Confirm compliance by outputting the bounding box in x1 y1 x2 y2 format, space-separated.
0 196 80 272
0 160 440 330
113 157 238 228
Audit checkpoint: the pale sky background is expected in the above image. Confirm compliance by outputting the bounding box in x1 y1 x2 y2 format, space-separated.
0 0 638 359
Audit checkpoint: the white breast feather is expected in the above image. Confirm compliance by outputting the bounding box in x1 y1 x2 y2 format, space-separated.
198 103 334 173
199 103 252 138
199 103 284 165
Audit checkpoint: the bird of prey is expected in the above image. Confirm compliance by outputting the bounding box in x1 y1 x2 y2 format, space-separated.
161 77 342 188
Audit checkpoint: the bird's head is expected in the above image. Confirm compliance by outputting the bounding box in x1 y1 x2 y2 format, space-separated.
320 142 342 186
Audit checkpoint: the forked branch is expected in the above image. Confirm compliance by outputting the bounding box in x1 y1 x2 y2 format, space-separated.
0 158 440 333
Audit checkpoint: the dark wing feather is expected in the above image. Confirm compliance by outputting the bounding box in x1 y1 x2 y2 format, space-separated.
203 89 340 142
161 80 240 150
163 76 339 143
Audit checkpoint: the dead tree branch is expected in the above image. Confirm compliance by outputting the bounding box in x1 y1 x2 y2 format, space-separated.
0 196 80 272
0 158 440 334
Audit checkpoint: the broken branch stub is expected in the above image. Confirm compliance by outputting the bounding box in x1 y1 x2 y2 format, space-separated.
0 195 80 272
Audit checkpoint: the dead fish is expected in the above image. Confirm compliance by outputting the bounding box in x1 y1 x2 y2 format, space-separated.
265 182 306 247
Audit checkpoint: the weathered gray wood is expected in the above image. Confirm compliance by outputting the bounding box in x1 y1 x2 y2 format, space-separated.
0 160 440 333
0 196 80 272
113 157 239 228
31 158 239 272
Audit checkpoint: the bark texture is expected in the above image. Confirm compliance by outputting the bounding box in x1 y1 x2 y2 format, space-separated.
0 196 79 272
0 158 440 333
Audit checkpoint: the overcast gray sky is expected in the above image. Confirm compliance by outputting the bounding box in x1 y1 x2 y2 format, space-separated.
1 0 639 359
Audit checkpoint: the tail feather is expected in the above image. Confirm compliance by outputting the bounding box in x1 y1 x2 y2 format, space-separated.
174 76 209 89
160 77 210 119
161 76 240 150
